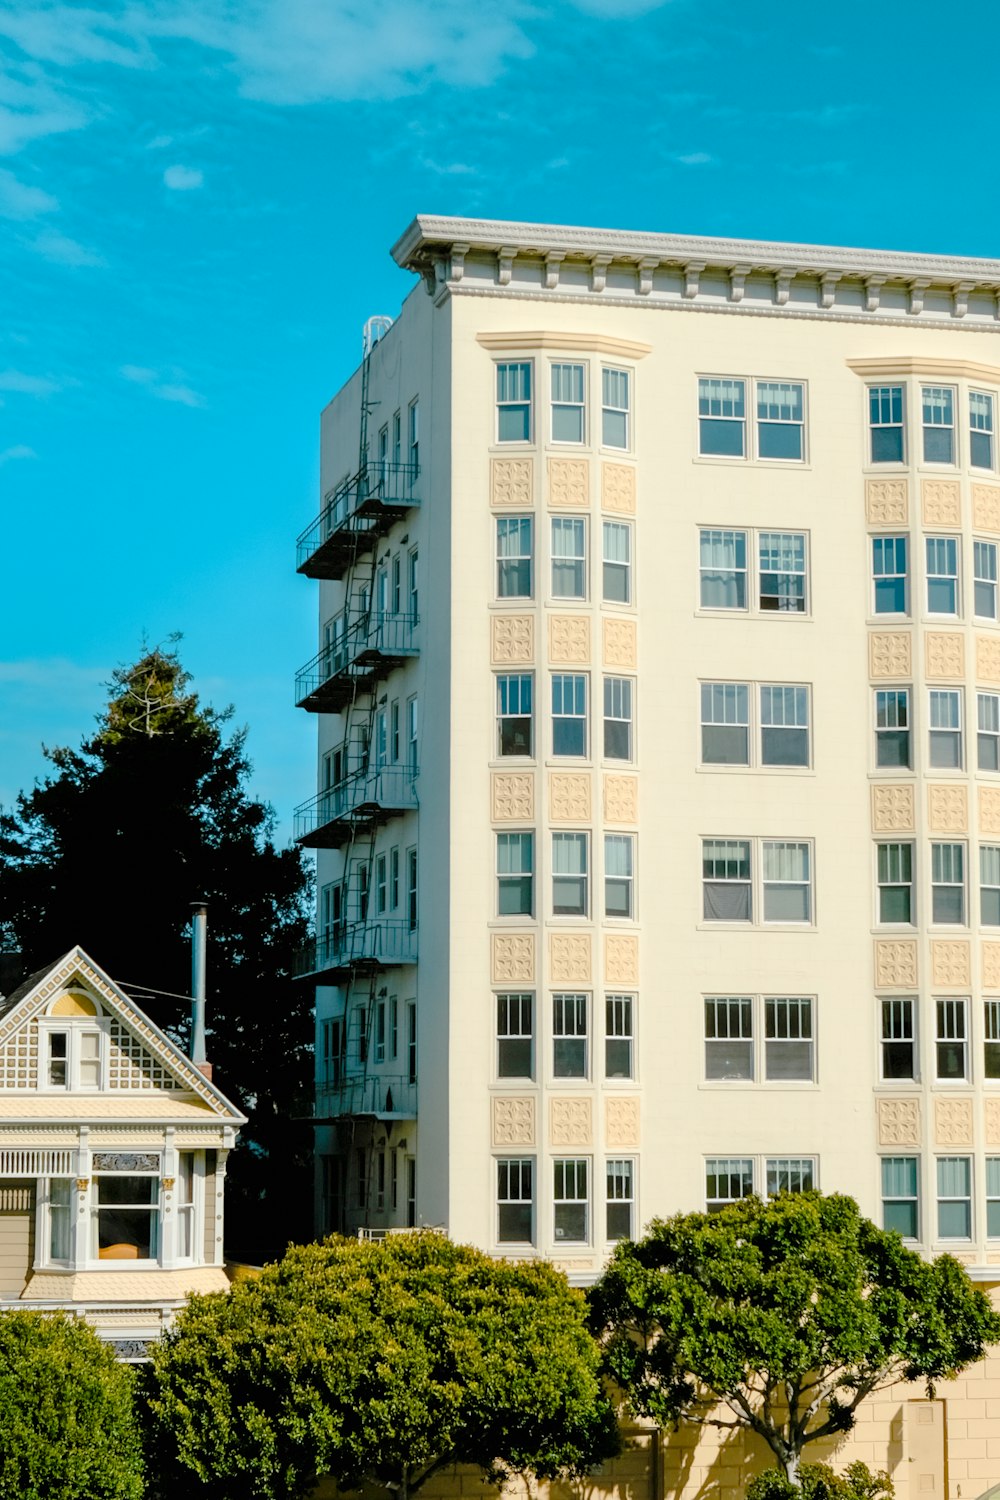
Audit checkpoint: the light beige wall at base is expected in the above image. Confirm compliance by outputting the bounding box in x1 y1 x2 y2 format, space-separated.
0 1181 33 1298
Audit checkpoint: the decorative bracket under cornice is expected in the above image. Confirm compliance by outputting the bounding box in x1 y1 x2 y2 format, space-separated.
544 252 566 290
908 278 932 315
591 255 614 293
637 258 660 296
497 247 518 287
865 275 888 312
449 243 470 282
729 264 752 302
775 268 797 306
820 273 841 308
953 281 976 318
683 261 705 299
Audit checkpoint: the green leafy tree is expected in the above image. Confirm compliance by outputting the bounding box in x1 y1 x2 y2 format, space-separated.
0 643 313 1258
0 1310 144 1499
148 1231 620 1500
590 1192 1000 1484
747 1461 894 1500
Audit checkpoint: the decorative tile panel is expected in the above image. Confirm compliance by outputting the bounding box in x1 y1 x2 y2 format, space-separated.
934 1097 973 1147
603 618 637 668
924 632 965 679
927 784 968 832
491 934 535 984
985 1098 1000 1146
871 785 914 832
491 615 534 664
865 479 908 526
550 1097 593 1147
973 483 1000 533
930 940 971 987
492 1096 535 1146
980 787 1000 835
491 773 534 822
921 479 961 527
877 1098 920 1147
874 940 918 988
604 775 638 824
490 457 533 508
547 458 589 508
869 632 911 679
605 934 639 985
548 773 591 821
549 933 591 983
606 1095 641 1148
548 615 590 663
601 463 636 513
984 943 1000 991
977 634 1000 685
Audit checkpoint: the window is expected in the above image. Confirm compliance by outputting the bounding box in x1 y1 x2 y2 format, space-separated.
602 368 630 449
937 1156 972 1238
765 997 813 1080
700 528 747 609
497 993 533 1078
872 536 908 615
877 842 913 923
390 700 400 763
551 517 586 598
699 378 746 457
354 1005 368 1066
93 1169 159 1260
40 1023 103 1091
704 997 753 1081
553 994 587 1077
407 696 418 775
603 677 633 761
982 847 1000 925
706 1157 753 1212
553 833 588 915
389 997 398 1060
375 1000 386 1064
605 995 634 1079
497 674 533 757
869 385 904 464
408 548 419 620
390 848 400 911
552 674 587 757
931 842 965 924
375 853 387 915
47 1178 71 1262
551 362 585 443
985 1000 1000 1080
936 998 968 1081
975 540 998 620
766 1158 815 1196
497 832 533 916
701 683 749 765
553 1159 589 1242
875 689 911 769
406 1000 416 1083
604 834 634 918
392 409 401 469
322 1018 344 1085
922 386 955 464
497 517 532 598
407 848 417 931
971 391 995 470
702 839 751 921
988 1160 1000 1237
392 555 401 614
497 1159 533 1243
757 382 805 460
881 998 917 1080
760 686 809 766
926 537 959 615
762 841 811 922
497 362 531 442
882 1157 918 1239
979 693 1000 771
602 521 632 603
606 1160 634 1241
408 401 419 472
929 689 962 768
758 532 807 612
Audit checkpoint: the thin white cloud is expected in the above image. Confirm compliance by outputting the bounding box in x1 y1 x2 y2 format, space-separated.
0 166 57 218
675 151 713 166
163 163 203 190
147 132 173 149
0 369 61 397
31 229 106 266
0 444 37 464
120 364 205 407
0 60 89 153
120 364 156 385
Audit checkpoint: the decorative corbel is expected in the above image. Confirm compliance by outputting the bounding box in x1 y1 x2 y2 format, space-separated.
75 1178 89 1192
774 268 797 306
449 243 470 283
590 254 613 293
433 258 448 295
952 280 976 318
683 262 705 300
728 264 752 302
162 1177 176 1192
865 275 887 312
820 272 841 309
497 247 518 287
636 257 659 296
544 252 565 290
419 264 436 296
907 278 932 315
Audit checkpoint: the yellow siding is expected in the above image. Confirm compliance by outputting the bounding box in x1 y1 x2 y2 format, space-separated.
0 1181 34 1298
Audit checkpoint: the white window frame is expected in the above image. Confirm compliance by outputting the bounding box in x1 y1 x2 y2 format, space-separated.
496 516 533 600
922 385 957 466
925 535 960 617
982 687 1000 770
496 1157 534 1245
496 361 532 445
698 528 809 616
876 841 914 926
551 673 588 758
984 999 1000 1081
868 384 906 465
496 831 534 918
705 1157 753 1211
603 676 634 762
552 992 588 1079
37 1018 108 1092
551 516 587 600
701 682 810 769
929 688 963 769
496 992 533 1080
553 1157 590 1244
601 367 630 451
705 1155 816 1211
881 1155 919 1240
970 390 996 472
930 841 966 925
874 688 912 770
496 672 534 759
704 995 816 1085
605 994 635 1080
550 361 586 445
935 997 969 1083
982 845 1000 926
936 1156 972 1240
698 375 806 463
880 996 918 1082
602 520 632 605
871 535 909 616
606 1158 635 1242
974 538 998 621
604 833 634 920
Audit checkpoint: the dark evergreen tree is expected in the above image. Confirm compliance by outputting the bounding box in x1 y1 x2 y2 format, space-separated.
0 643 314 1260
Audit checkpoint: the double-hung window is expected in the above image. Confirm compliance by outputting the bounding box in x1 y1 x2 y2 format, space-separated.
971 391 996 470
922 386 956 464
937 1157 972 1239
975 539 998 620
602 368 630 449
496 993 533 1078
497 673 533 757
551 362 585 443
936 998 968 1081
882 1157 918 1239
762 840 811 922
553 1159 589 1242
604 834 634 919
497 362 531 442
766 1158 815 1195
759 532 807 612
929 689 962 768
40 1022 103 1090
931 842 966 924
698 378 747 457
982 846 1000 925
701 683 809 768
603 677 633 761
551 517 586 598
760 685 809 766
706 1158 753 1212
606 1160 634 1241
496 517 532 598
988 1161 1000 1237
553 994 587 1077
875 689 911 768
869 385 905 464
408 401 419 473
703 996 814 1084
605 995 634 1078
497 1159 533 1243
552 833 588 915
552 675 587 756
700 528 747 609
701 683 749 765
926 537 959 615
985 1000 1000 1079
756 382 805 460
881 997 917 1080
92 1160 160 1262
699 376 806 462
497 832 533 916
702 839 751 921
877 842 914 924
704 997 753 1080
765 997 813 1079
872 536 908 614
46 1178 72 1262
602 521 632 604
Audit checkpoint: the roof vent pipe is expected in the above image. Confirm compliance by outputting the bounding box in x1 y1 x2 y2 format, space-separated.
190 901 212 1080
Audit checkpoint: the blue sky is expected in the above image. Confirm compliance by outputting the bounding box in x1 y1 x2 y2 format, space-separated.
1 0 997 842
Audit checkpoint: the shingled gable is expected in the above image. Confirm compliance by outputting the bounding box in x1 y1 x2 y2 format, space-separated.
0 945 245 1121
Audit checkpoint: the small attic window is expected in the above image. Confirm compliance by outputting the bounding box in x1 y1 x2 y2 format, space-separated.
39 1020 105 1091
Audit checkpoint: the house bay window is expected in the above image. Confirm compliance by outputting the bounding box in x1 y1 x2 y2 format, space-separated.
39 1150 205 1267
93 1157 160 1261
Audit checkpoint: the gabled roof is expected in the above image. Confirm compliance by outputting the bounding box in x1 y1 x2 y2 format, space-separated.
0 946 245 1123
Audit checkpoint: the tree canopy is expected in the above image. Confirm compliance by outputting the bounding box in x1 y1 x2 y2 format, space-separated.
590 1191 1000 1482
148 1231 620 1500
0 1310 144 1499
0 644 313 1257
